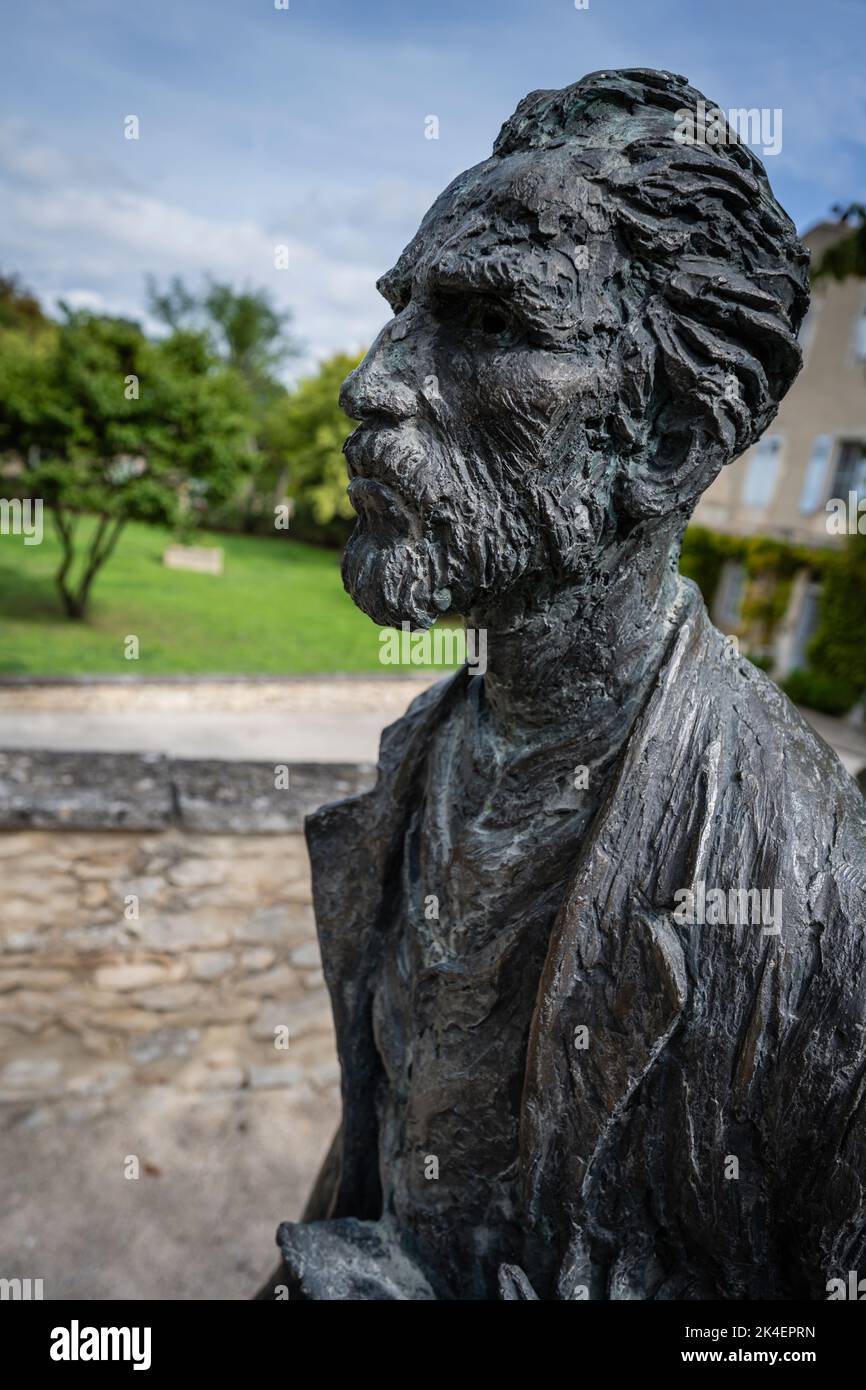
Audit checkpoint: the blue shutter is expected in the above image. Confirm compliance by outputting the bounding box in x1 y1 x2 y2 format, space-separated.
742 436 783 509
798 435 834 514
854 299 866 363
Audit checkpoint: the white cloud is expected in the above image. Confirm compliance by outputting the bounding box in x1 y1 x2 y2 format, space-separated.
0 121 393 375
4 0 865 379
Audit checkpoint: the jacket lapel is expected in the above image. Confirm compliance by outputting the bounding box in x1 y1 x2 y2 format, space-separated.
520 589 718 1245
305 590 720 1238
305 668 469 1216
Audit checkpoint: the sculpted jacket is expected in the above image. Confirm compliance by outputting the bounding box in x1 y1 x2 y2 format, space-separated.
287 582 866 1300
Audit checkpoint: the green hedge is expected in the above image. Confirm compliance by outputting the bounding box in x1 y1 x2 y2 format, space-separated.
782 668 859 716
681 525 865 713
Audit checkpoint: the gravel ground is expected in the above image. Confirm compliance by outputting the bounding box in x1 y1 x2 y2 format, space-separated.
0 1083 338 1300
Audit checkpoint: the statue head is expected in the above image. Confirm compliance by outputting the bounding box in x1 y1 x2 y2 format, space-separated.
340 68 809 630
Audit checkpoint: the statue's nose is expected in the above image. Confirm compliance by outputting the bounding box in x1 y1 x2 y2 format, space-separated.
339 324 419 423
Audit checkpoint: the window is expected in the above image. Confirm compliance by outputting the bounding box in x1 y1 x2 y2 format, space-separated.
799 435 834 514
831 439 866 502
742 435 783 509
789 583 820 672
715 561 746 629
854 295 866 364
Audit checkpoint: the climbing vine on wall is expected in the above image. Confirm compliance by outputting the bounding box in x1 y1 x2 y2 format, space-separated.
680 525 866 714
808 531 866 703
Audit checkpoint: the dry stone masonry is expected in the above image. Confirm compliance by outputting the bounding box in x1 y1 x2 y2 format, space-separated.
0 754 375 1118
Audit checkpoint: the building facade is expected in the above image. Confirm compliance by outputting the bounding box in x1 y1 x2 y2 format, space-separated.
691 222 866 678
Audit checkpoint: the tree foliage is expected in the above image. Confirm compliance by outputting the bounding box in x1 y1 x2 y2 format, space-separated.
145 275 300 400
807 532 866 703
145 275 306 531
260 351 363 542
0 306 256 618
812 205 866 283
0 272 52 335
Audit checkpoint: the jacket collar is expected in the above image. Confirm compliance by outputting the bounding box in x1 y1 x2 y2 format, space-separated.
307 584 717 1227
519 583 721 1249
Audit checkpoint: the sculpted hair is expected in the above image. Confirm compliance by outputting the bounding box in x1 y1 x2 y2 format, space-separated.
494 68 811 517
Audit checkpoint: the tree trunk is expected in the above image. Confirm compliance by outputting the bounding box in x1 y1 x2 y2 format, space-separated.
52 507 81 618
52 508 125 621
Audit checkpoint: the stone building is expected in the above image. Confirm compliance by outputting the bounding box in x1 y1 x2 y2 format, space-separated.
692 221 866 679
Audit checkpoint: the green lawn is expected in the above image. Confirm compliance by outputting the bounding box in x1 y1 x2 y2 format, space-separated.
0 516 423 675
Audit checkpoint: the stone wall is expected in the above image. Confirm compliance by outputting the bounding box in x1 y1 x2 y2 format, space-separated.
1 827 337 1115
0 753 375 1117
0 752 384 1298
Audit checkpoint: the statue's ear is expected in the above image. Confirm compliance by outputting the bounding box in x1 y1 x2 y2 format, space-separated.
615 265 800 519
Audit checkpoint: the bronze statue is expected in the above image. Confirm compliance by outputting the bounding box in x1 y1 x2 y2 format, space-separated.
260 68 866 1300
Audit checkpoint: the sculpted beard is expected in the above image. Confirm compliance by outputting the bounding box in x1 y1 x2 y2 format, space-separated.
341 420 532 630
341 410 614 629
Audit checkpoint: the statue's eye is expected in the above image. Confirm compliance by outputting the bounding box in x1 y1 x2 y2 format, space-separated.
431 288 520 345
467 297 516 342
479 305 509 335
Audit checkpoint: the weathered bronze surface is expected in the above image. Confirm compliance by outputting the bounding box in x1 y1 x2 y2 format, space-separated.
260 69 866 1300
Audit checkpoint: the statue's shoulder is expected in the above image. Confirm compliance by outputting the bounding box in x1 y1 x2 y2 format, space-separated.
377 668 468 772
729 642 863 823
305 667 468 844
689 599 861 811
691 611 866 916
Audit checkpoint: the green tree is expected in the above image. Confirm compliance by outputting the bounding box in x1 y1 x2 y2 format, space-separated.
146 275 302 530
0 309 255 618
260 351 363 544
813 205 866 282
0 273 52 335
808 532 866 706
146 275 300 400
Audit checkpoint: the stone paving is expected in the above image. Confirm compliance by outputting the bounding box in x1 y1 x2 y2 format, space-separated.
0 675 438 763
0 674 863 773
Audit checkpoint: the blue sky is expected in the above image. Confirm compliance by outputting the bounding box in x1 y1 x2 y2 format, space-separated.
2 0 864 374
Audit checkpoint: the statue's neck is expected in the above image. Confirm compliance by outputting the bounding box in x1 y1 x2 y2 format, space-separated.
465 522 687 766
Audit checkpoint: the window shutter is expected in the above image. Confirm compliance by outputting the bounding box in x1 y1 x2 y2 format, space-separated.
799 435 834 514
